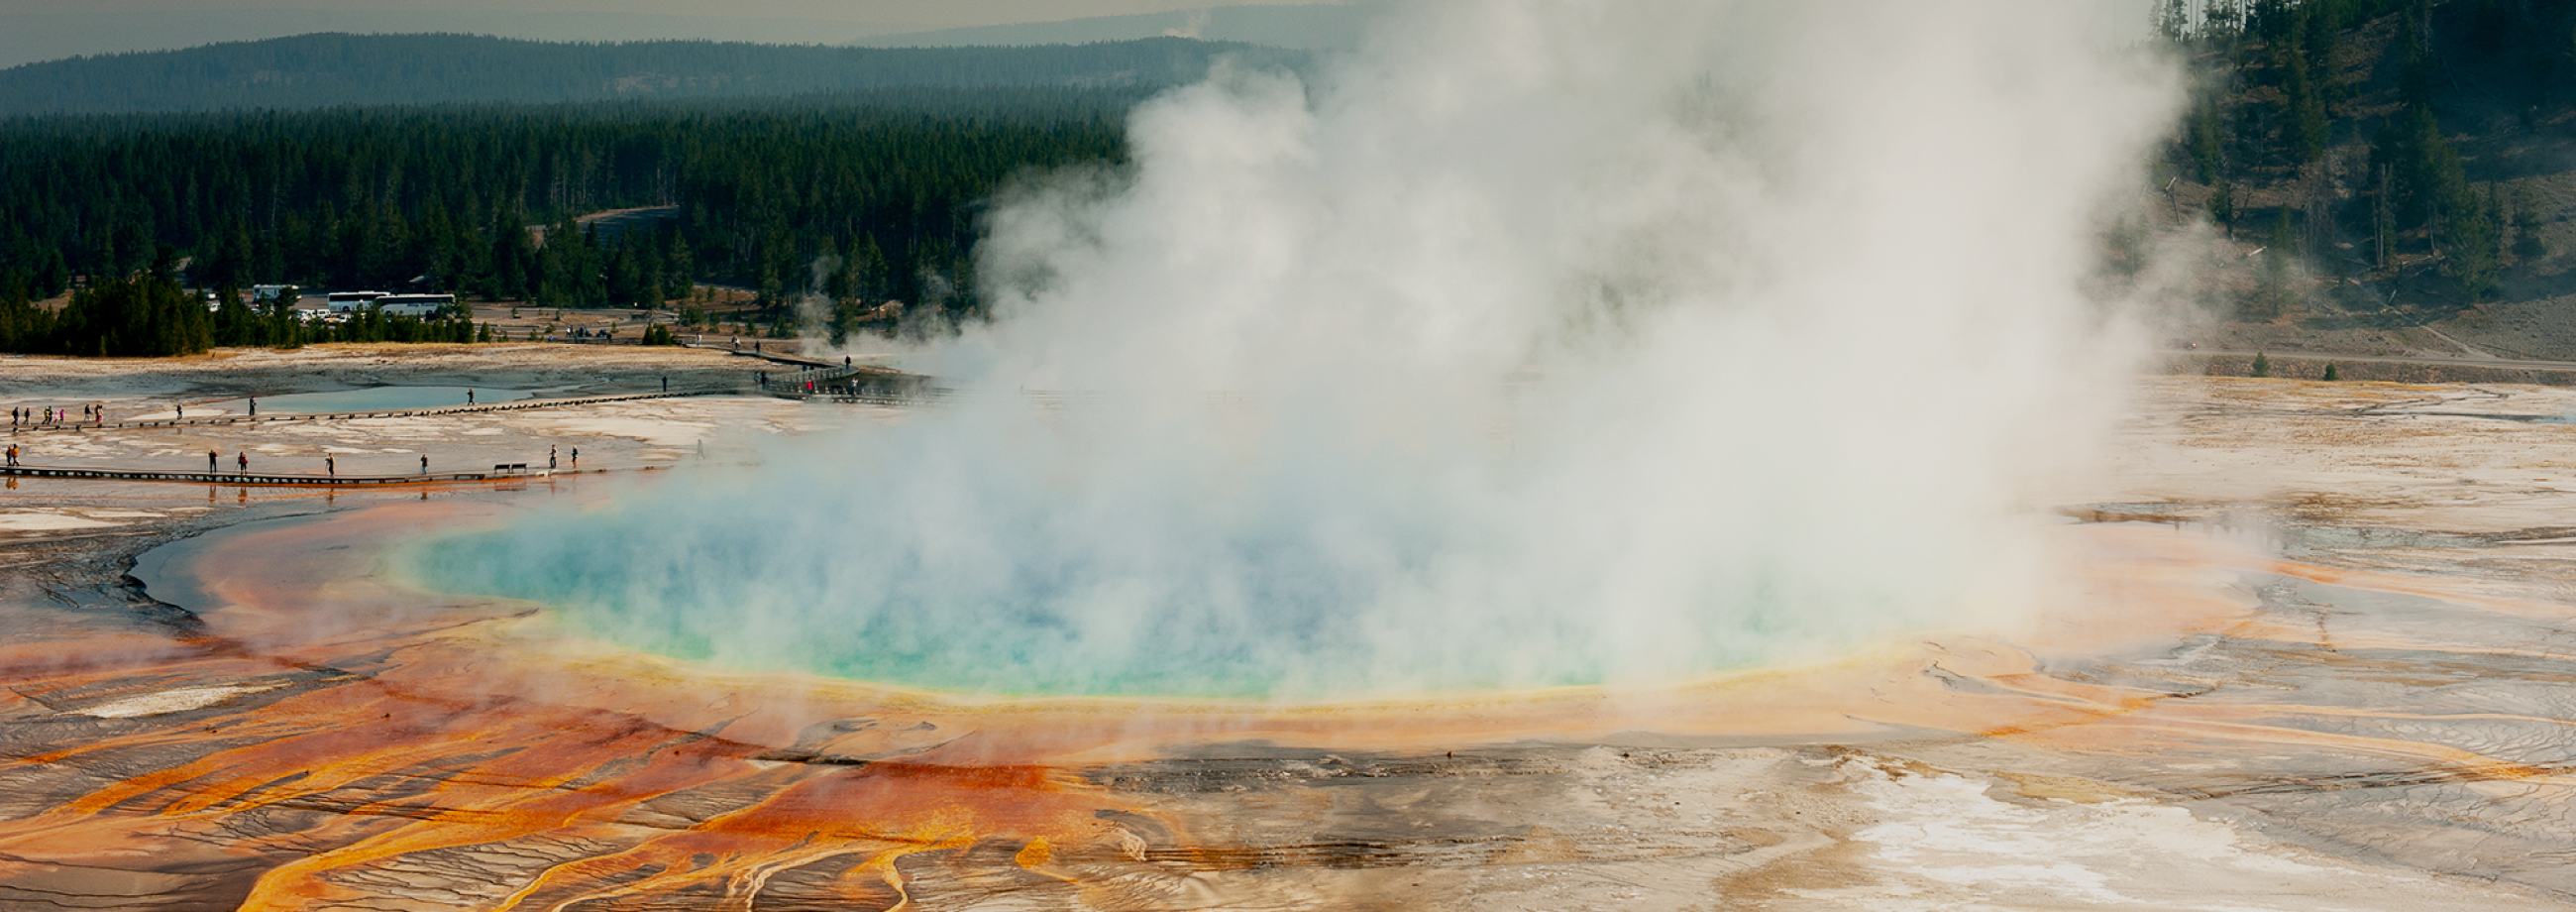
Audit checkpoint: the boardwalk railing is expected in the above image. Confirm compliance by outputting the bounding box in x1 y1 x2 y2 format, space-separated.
757 365 942 402
7 389 729 436
0 463 667 487
760 364 868 391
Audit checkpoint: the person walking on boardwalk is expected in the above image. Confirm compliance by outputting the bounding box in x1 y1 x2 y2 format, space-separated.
549 445 558 470
6 443 17 467
570 446 579 468
249 398 257 416
420 454 428 475
208 450 218 474
467 389 476 405
237 451 248 474
326 454 336 477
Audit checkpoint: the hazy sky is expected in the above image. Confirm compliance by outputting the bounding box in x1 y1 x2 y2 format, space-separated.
6 0 1343 28
0 0 2144 70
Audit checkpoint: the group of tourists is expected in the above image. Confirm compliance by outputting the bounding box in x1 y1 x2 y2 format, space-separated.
192 449 439 478
12 396 592 480
10 404 104 427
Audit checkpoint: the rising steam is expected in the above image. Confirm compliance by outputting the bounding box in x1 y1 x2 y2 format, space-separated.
418 0 2183 699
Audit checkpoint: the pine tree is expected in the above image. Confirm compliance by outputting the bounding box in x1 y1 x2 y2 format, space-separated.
2282 49 2329 164
2444 186 2502 301
2247 209 2298 319
2514 179 2549 263
2209 177 2236 235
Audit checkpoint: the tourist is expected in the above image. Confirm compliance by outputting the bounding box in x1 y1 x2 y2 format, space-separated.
325 455 335 477
570 447 579 468
420 454 429 475
467 389 476 405
237 451 248 474
249 398 257 416
175 403 183 420
208 450 217 474
661 376 668 393
5 443 16 466
549 445 558 470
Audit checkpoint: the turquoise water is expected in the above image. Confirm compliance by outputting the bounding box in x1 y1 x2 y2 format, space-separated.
401 447 1806 701
398 403 1918 701
231 386 531 413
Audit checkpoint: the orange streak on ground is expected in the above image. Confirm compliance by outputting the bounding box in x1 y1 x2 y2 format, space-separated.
18 502 2560 904
477 763 1113 912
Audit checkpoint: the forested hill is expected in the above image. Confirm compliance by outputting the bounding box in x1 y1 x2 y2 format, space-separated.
2151 0 2576 359
0 33 1305 117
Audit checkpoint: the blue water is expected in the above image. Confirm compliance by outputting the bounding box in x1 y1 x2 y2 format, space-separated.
399 420 1813 700
232 386 530 413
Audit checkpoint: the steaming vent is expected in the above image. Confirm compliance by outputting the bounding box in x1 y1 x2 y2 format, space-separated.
419 0 2181 700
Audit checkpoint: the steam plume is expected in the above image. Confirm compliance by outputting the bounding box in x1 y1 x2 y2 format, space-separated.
420 0 2182 699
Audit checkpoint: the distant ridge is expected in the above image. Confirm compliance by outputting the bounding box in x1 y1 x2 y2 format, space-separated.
0 33 1308 117
0 10 903 70
855 5 1377 51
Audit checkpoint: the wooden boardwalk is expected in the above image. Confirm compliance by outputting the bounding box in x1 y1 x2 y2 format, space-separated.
5 389 732 437
0 463 666 488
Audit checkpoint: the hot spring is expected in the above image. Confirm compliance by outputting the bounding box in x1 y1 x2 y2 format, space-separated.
414 0 2179 701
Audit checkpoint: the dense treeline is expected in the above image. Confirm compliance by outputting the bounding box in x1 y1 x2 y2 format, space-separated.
0 33 1305 116
0 262 482 357
2157 0 2576 310
0 87 1137 342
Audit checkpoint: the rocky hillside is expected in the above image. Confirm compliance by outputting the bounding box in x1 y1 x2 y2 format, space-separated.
2159 0 2576 360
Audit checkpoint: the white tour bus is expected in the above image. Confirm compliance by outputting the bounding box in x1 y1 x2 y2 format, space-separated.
326 291 389 312
373 294 457 318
